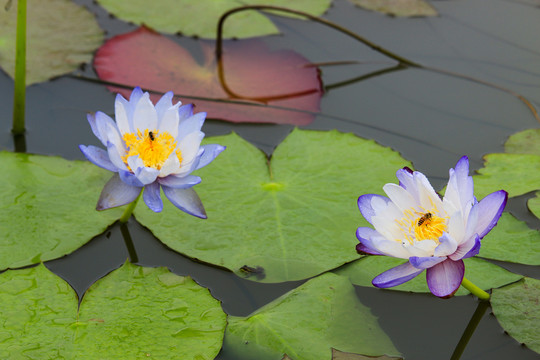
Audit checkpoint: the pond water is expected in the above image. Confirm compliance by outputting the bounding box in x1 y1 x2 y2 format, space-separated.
0 0 539 359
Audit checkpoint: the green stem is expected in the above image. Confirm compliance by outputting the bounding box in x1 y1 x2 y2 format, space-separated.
450 300 489 360
12 0 27 136
119 190 142 224
461 277 490 301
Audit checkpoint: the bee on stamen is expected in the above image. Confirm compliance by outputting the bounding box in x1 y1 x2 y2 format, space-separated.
417 212 433 226
148 131 155 141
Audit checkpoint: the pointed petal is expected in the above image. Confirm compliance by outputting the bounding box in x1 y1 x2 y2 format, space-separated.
133 92 158 132
372 262 424 288
158 175 201 189
470 190 508 239
356 227 409 258
434 232 458 257
88 112 115 146
155 91 174 121
356 227 385 255
97 174 141 210
143 182 163 212
357 194 391 224
107 142 128 171
79 145 116 172
162 186 207 219
177 112 206 142
383 183 416 212
158 103 181 139
409 255 447 269
449 234 481 260
177 103 194 122
114 93 131 134
159 153 181 178
178 131 204 165
196 144 226 170
426 259 464 298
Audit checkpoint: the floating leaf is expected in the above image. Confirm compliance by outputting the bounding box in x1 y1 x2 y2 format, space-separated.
479 213 540 265
0 152 123 270
96 0 332 39
473 129 540 199
527 191 540 219
473 153 540 199
226 273 399 360
348 0 437 17
335 256 522 295
95 27 322 125
491 277 540 354
0 262 226 358
0 0 103 85
504 128 540 155
134 129 410 282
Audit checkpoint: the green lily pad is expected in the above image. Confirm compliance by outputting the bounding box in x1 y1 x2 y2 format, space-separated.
0 262 226 358
226 273 399 360
96 0 332 39
334 256 522 295
479 213 540 265
473 153 540 199
348 0 437 17
0 151 123 270
527 191 540 219
504 128 540 155
134 129 410 282
0 0 103 85
473 129 540 199
491 277 540 354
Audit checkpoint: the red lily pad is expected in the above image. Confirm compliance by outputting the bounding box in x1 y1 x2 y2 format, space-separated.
94 27 322 125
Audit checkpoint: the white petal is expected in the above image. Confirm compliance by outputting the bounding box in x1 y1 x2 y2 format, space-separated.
155 91 174 121
114 94 131 134
178 131 204 166
383 183 416 212
158 104 181 139
133 92 158 132
159 152 181 177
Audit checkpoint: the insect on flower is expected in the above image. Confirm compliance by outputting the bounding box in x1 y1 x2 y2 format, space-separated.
356 156 507 298
79 87 225 218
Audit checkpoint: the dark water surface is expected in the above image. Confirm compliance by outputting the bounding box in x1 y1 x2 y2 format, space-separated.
0 0 539 359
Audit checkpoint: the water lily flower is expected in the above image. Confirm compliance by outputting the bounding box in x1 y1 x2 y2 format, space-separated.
356 156 507 298
79 87 225 218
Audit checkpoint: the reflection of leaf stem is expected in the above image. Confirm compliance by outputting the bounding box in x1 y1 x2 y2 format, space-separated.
12 0 26 136
324 64 406 91
215 5 539 123
450 300 489 360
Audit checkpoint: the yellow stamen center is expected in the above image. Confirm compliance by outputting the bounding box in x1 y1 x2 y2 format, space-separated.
413 213 447 241
122 129 182 170
394 208 448 245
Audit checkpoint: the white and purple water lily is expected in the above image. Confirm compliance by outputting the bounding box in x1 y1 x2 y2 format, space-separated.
356 156 507 298
79 87 225 218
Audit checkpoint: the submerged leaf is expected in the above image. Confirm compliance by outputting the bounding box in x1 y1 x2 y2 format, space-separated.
0 263 226 358
94 27 322 125
0 152 123 270
348 0 437 17
96 0 332 39
0 0 103 85
226 273 399 360
134 129 410 282
335 256 522 295
491 277 540 354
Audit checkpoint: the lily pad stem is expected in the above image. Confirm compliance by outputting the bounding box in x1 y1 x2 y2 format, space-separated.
450 300 489 360
119 189 142 223
461 276 490 301
12 0 27 136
